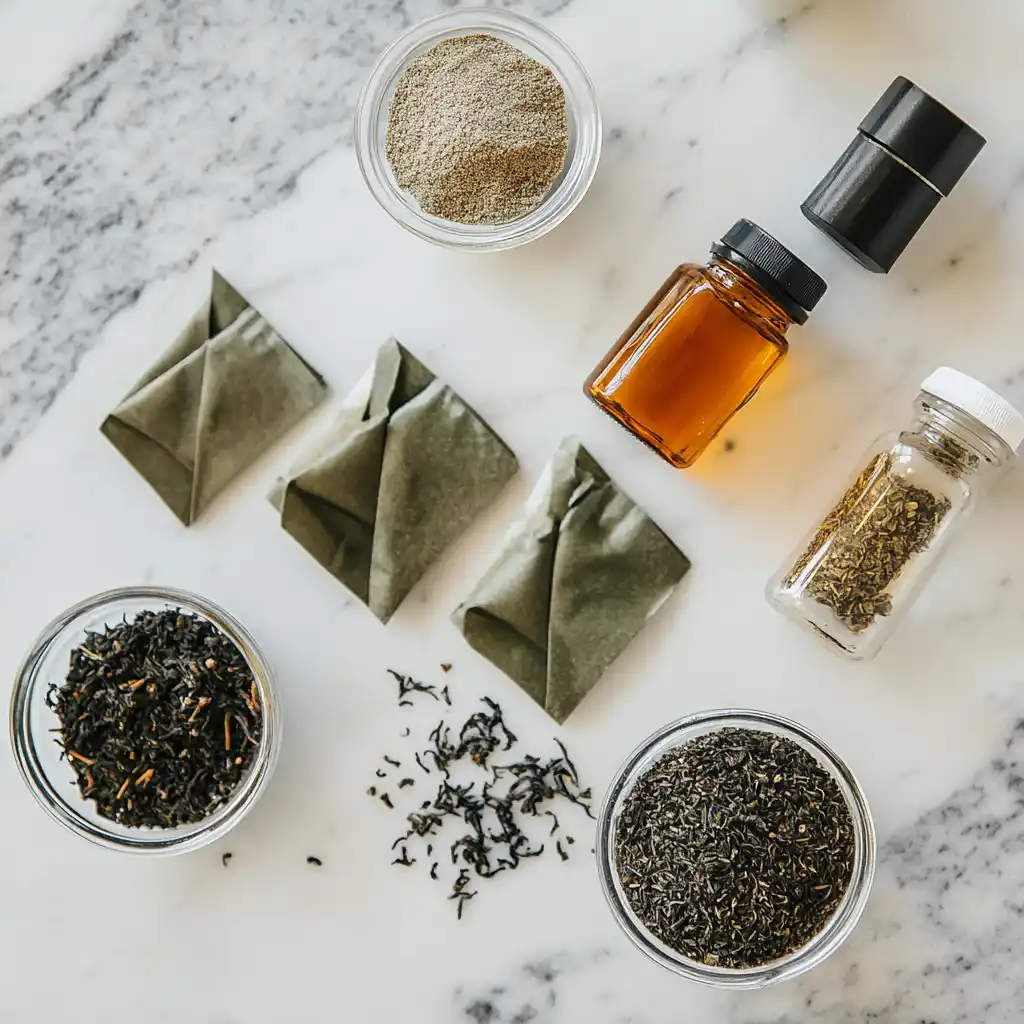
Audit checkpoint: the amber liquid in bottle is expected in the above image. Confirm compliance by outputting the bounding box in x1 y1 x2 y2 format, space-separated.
585 257 795 468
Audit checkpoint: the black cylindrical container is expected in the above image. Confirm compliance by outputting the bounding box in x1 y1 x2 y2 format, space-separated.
802 77 985 273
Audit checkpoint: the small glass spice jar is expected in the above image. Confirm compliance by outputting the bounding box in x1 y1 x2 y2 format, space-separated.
585 220 826 468
769 368 1024 659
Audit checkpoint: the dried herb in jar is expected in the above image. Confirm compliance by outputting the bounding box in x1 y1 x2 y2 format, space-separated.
910 425 980 478
784 453 951 633
615 728 854 969
46 610 262 828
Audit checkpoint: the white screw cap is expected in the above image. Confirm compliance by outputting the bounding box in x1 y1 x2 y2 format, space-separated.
920 366 1024 454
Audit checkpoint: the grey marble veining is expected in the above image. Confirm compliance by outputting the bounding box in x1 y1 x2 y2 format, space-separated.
0 0 575 461
870 720 1024 1022
735 718 1024 1024
6 1 1024 1021
452 716 1024 1023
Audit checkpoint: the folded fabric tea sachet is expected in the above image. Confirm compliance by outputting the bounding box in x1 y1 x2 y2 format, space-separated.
452 439 691 723
101 271 328 525
270 338 519 623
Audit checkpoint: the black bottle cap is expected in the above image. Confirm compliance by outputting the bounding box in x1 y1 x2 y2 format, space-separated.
859 77 986 196
802 77 986 273
710 219 827 324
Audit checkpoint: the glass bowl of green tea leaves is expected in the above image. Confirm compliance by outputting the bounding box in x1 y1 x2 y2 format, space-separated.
11 587 280 854
596 709 875 988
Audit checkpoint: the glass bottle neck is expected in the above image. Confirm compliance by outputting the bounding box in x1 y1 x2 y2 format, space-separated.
907 395 1016 480
706 257 796 335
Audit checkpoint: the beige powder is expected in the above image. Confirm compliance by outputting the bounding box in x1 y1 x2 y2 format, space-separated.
385 34 569 225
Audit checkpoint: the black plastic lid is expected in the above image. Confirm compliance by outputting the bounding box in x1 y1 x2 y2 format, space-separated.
710 219 826 324
802 77 986 274
859 77 986 196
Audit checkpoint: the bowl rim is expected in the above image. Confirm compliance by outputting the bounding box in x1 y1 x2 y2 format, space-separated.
595 708 876 989
10 586 281 855
353 6 602 251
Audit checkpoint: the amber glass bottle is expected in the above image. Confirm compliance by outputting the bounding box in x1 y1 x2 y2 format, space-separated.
585 220 827 469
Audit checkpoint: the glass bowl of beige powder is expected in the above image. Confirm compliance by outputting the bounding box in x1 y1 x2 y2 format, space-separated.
354 8 601 251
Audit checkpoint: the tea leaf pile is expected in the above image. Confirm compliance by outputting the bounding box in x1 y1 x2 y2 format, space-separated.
615 728 855 969
47 610 262 828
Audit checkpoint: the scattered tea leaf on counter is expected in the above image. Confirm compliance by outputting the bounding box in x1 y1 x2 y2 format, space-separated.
375 680 593 918
449 869 477 921
392 846 415 867
388 669 439 705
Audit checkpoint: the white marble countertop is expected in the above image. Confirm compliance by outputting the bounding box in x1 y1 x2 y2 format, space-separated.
4 1 1024 1021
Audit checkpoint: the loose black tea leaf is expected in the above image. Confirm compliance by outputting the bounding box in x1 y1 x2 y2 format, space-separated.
784 453 951 633
392 846 416 867
398 778 415 789
441 663 452 674
222 852 233 867
384 756 402 767
388 669 439 704
46 610 262 829
615 728 855 969
449 868 477 921
380 793 394 809
307 856 323 866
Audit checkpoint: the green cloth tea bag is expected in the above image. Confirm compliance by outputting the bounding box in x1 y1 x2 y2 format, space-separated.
452 438 691 723
101 271 328 525
270 338 519 623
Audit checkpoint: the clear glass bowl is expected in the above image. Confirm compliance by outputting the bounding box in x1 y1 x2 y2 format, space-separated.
353 8 602 251
10 587 281 855
596 709 875 989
